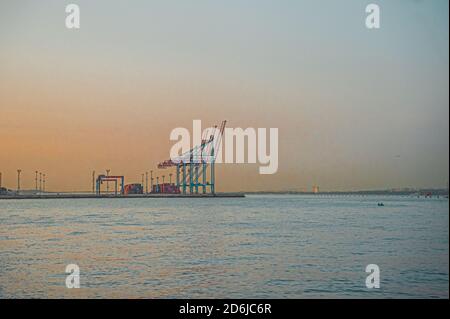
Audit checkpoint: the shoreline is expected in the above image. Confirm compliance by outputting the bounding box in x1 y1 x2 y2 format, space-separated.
0 193 246 200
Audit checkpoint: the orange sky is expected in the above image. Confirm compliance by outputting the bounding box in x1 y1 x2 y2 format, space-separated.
0 1 448 192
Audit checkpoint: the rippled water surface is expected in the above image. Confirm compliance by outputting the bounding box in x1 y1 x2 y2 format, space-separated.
0 195 448 298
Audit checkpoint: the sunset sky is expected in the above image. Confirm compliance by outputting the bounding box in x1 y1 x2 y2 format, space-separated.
0 0 448 192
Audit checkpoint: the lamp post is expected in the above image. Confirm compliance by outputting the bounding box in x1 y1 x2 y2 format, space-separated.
43 174 46 193
150 170 153 193
92 171 95 194
17 169 22 194
145 172 148 194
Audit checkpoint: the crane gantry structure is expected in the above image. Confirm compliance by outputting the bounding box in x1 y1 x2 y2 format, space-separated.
157 120 226 195
96 174 125 195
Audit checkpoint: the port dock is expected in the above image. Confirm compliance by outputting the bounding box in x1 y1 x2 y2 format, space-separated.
0 120 240 199
0 193 245 200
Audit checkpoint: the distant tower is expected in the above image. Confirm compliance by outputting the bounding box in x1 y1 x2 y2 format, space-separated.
313 185 319 194
43 174 46 192
35 171 38 191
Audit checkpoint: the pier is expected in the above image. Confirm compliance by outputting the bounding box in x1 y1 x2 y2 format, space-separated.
0 193 245 200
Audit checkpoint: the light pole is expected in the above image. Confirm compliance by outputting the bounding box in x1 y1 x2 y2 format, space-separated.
106 169 110 193
39 173 42 192
43 174 46 192
92 171 95 194
17 169 22 193
145 172 148 194
150 170 153 193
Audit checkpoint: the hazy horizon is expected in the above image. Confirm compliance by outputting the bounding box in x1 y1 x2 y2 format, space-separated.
1 0 449 192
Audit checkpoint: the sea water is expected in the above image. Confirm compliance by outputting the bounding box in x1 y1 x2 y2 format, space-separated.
0 195 448 298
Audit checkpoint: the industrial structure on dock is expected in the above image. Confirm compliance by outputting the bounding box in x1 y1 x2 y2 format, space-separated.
157 120 226 195
92 120 227 196
1 120 227 197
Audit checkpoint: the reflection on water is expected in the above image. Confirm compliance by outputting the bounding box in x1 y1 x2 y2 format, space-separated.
0 195 448 298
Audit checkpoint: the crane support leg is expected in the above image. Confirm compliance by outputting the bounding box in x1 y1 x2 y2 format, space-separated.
182 163 187 194
176 164 180 190
189 162 193 194
202 162 207 194
195 164 199 194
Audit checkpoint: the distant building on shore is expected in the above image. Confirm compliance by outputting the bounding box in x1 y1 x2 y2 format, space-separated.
312 186 320 194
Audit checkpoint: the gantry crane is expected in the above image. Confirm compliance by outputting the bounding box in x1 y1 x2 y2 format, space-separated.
96 175 125 195
158 120 226 195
